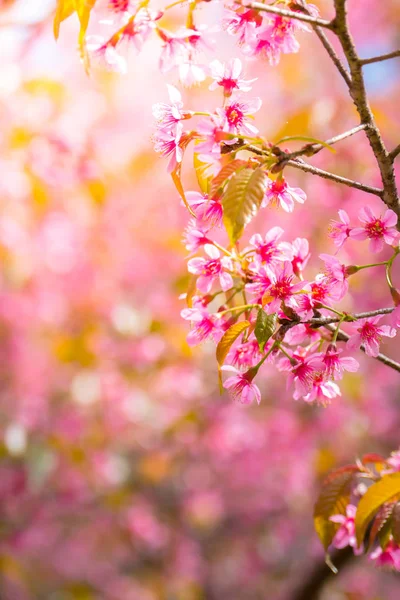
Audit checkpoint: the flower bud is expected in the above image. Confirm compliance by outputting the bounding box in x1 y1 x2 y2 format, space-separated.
390 287 400 306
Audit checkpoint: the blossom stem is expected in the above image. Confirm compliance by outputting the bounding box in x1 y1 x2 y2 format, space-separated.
217 304 260 317
253 341 278 372
318 304 344 317
212 241 233 257
385 248 399 289
355 261 388 271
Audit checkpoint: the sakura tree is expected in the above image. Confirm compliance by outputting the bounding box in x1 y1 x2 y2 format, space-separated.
0 0 400 597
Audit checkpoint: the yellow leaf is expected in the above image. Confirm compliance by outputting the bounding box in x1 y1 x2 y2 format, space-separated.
216 320 250 367
54 0 76 39
355 472 400 545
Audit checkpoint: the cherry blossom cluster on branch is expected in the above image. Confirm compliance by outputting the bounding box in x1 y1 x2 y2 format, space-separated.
53 0 400 575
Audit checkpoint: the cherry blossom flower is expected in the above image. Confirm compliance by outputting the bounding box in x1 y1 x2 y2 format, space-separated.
87 36 127 73
178 62 207 87
243 27 282 65
290 237 310 276
328 209 352 249
217 97 262 137
188 244 233 293
322 345 359 380
262 262 304 313
208 58 256 97
152 85 188 129
346 316 396 357
245 264 272 302
296 278 333 319
281 348 323 398
350 206 399 253
181 305 224 346
222 7 263 44
183 220 210 252
370 541 400 569
330 504 363 554
247 227 292 266
261 16 300 57
319 254 349 300
195 116 223 162
158 28 195 73
153 123 183 172
226 338 262 369
185 192 223 229
302 373 341 405
262 177 306 212
221 365 261 404
381 449 400 474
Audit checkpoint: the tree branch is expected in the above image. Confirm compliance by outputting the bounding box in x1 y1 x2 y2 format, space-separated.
283 158 384 196
239 2 333 28
307 307 395 327
292 547 354 600
360 50 400 66
332 0 400 224
390 144 400 161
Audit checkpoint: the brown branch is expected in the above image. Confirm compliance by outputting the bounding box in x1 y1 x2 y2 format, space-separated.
283 158 384 196
239 1 333 28
331 0 400 224
390 144 400 161
312 25 352 87
307 307 395 327
360 50 400 66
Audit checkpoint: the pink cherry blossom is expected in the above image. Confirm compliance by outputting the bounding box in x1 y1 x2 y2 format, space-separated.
319 254 349 300
328 209 352 249
322 345 359 380
153 123 183 172
350 206 399 253
181 305 224 346
183 220 210 252
245 264 272 302
217 97 262 137
291 237 310 276
262 262 304 313
221 366 261 405
247 227 292 266
87 36 127 73
302 373 341 405
282 348 324 398
262 177 306 212
346 316 396 357
392 305 400 329
185 192 223 229
330 504 363 554
208 58 256 97
222 7 263 44
370 541 400 570
226 338 262 369
152 85 187 129
187 244 233 293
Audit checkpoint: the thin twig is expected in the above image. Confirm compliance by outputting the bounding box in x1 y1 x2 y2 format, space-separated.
360 50 400 66
312 25 352 87
238 2 333 29
307 307 395 327
390 144 400 161
284 158 384 196
274 124 367 160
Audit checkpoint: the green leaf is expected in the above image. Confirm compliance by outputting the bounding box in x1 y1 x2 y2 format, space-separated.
254 309 276 352
391 502 400 544
210 159 247 196
314 466 358 550
355 472 400 546
216 321 250 367
222 167 267 245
